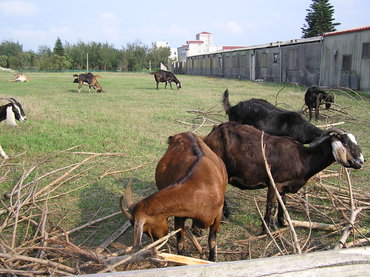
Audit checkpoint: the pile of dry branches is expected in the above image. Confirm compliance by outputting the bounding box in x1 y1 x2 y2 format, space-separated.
0 140 369 275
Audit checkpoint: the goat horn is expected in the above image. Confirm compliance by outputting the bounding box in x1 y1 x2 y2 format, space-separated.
119 178 135 221
324 127 346 135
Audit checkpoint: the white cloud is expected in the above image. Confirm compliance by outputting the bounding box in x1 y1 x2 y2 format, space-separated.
0 1 38 17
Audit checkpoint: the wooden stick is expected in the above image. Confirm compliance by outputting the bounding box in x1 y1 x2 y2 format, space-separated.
260 132 302 254
253 197 285 255
96 220 132 253
99 162 150 178
290 220 340 231
100 229 181 273
184 227 204 256
0 253 76 274
156 252 212 265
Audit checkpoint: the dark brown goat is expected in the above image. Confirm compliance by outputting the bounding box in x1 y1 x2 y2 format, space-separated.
120 132 227 261
73 72 103 93
203 122 364 233
304 86 334 121
150 69 181 89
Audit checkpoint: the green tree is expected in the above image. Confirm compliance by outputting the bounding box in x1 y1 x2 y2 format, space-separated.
302 0 340 38
53 37 65 56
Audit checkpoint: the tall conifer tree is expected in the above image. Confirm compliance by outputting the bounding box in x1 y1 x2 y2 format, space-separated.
53 37 65 56
301 0 340 38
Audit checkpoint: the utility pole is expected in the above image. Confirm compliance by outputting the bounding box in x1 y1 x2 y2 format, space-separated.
86 53 89 72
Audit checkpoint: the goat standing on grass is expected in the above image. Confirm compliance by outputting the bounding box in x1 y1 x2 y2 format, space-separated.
0 98 27 159
151 69 181 90
120 132 227 261
304 85 334 121
222 89 324 144
73 72 103 93
204 122 364 233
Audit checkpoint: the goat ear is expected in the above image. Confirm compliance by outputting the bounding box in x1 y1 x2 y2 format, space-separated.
167 136 173 144
6 106 17 126
133 220 144 246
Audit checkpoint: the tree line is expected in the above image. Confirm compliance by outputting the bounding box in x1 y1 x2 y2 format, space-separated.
0 37 172 71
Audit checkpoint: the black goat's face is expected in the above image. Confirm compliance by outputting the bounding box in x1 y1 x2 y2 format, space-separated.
331 133 364 169
325 94 334 109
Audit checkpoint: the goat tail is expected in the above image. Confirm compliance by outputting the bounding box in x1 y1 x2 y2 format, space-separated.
222 89 231 113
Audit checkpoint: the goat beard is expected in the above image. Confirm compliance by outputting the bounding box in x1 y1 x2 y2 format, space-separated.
6 106 17 126
331 139 350 167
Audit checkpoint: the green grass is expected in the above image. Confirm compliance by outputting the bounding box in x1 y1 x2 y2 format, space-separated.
0 71 369 260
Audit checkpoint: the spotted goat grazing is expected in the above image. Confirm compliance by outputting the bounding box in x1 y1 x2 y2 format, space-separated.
120 132 227 261
204 122 364 233
0 98 27 159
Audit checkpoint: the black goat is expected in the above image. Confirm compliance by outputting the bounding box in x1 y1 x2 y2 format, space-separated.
0 98 27 159
304 86 334 121
150 70 181 89
222 89 323 144
203 122 365 233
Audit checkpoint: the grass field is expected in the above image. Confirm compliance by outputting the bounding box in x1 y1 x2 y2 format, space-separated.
0 71 369 269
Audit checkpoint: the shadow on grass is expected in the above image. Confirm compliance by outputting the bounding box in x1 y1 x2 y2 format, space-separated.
72 177 156 248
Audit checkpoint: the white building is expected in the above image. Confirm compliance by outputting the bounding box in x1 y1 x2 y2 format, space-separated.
177 32 245 61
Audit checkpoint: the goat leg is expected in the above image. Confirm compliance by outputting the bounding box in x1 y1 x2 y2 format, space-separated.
174 217 186 255
208 212 222 262
277 193 287 227
0 145 9 160
262 186 278 233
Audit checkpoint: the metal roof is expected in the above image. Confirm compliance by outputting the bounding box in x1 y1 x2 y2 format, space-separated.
323 25 370 37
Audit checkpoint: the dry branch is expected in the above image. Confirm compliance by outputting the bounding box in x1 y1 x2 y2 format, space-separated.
260 132 302 254
156 252 212 265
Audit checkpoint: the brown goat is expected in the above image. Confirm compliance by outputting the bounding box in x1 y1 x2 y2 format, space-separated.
73 73 103 93
120 132 228 261
204 122 364 233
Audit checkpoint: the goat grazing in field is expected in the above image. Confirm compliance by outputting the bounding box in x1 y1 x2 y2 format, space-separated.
120 132 227 261
11 73 29 82
0 98 27 159
203 122 364 233
222 89 323 144
304 85 334 121
151 69 181 90
73 72 103 93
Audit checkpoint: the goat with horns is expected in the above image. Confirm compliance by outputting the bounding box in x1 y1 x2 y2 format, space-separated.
120 132 227 261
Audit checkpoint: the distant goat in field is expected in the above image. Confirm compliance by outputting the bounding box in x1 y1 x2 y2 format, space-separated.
304 86 334 121
151 70 181 89
0 98 27 159
73 72 103 93
11 73 29 82
120 132 227 261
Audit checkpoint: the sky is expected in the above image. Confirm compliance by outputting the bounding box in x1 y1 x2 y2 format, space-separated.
0 0 369 52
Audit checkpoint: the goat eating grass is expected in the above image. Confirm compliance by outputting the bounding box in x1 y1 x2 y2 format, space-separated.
120 132 227 261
